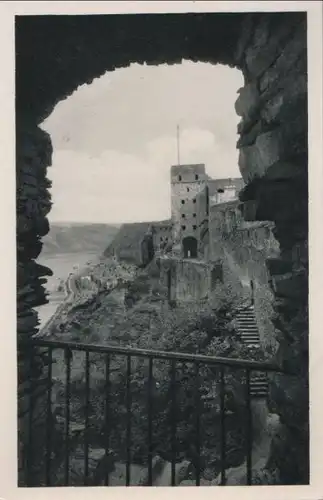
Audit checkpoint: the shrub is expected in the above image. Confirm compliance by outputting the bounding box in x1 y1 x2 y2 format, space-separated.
62 299 257 472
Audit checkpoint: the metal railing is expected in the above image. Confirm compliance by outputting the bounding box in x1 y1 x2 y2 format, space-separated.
19 338 286 487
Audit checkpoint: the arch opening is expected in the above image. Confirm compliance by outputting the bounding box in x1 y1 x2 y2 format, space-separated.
182 236 198 259
39 58 242 236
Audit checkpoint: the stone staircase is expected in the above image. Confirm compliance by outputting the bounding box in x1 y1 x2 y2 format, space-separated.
234 304 260 348
234 305 268 399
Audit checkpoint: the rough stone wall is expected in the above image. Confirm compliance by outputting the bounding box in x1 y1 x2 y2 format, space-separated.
159 257 210 303
199 227 210 261
16 123 55 483
175 260 210 302
16 124 53 336
235 14 309 483
194 184 210 261
209 202 280 348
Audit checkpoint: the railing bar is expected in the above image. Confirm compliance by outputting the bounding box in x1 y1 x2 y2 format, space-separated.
126 354 131 486
147 358 153 486
64 347 71 486
171 359 176 486
45 347 53 486
23 338 287 373
245 369 252 485
220 367 226 486
26 351 35 487
84 351 90 485
104 354 110 486
195 361 201 487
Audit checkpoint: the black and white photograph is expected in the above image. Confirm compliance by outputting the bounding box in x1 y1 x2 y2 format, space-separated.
5 0 322 493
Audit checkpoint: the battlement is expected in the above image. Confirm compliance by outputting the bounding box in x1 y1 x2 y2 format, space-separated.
170 164 207 183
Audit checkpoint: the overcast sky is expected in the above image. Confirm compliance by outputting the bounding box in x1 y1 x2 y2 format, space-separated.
41 61 243 224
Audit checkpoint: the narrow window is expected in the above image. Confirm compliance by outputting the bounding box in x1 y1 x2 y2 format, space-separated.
195 174 199 180
193 199 196 204
178 175 182 181
181 200 185 205
193 213 196 217
181 225 186 231
193 225 197 230
187 187 190 192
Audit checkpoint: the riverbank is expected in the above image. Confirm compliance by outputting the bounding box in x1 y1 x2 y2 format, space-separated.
38 253 137 338
35 251 101 331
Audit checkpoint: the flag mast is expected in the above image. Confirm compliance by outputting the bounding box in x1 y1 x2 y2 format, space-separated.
177 124 181 165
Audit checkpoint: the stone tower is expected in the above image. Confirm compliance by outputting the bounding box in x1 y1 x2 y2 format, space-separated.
170 164 207 257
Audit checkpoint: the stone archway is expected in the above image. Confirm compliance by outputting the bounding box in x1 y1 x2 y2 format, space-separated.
16 11 309 484
182 236 198 259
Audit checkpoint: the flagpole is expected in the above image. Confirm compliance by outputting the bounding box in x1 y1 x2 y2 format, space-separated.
177 125 180 165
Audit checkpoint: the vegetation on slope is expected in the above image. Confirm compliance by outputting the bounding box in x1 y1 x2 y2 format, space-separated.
48 257 266 483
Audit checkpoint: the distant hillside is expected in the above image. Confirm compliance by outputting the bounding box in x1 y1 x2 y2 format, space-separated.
41 222 121 255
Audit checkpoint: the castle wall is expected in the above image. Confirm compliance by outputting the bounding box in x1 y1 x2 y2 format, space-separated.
209 202 280 350
175 260 210 302
195 185 209 259
159 257 210 303
152 220 172 250
208 178 245 205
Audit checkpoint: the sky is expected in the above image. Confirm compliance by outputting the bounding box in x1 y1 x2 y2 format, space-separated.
41 61 244 224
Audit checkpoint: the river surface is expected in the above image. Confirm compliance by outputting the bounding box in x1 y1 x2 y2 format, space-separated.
35 251 99 328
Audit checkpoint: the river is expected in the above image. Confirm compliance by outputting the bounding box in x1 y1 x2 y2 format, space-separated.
35 251 100 329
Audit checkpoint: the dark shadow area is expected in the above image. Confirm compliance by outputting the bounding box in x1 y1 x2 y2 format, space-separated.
182 236 198 258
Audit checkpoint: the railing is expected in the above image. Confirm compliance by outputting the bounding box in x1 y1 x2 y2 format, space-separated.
19 338 286 487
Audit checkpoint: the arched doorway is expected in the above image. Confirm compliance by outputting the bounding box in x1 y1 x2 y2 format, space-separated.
182 236 198 258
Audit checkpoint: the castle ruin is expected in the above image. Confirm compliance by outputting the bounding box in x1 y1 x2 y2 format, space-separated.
151 163 279 351
153 163 244 261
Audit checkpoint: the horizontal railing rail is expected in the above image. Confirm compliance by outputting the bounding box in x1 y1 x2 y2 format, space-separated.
20 337 287 373
19 337 288 488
